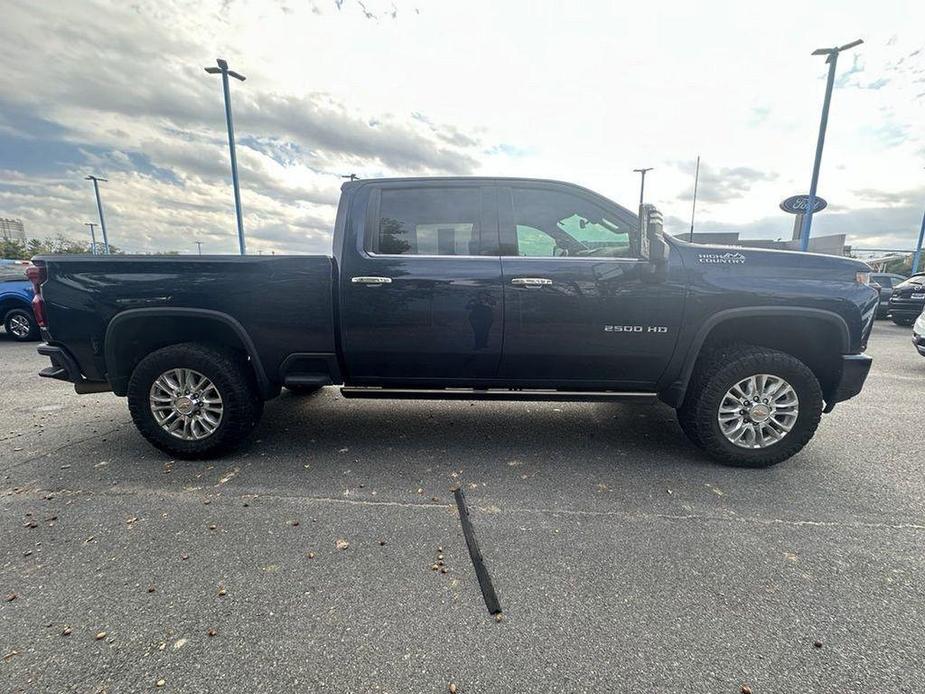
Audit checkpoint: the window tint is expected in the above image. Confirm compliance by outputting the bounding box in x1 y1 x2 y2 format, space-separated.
511 188 634 258
873 276 892 288
373 188 481 256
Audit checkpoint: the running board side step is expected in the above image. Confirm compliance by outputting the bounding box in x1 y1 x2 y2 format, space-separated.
339 387 657 402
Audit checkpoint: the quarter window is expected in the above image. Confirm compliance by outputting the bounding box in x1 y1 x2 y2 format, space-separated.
372 188 481 256
511 188 635 258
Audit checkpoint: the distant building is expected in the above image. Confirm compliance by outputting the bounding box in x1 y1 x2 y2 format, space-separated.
0 218 26 243
676 231 849 257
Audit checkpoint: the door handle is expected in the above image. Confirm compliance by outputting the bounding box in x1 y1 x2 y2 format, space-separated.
511 277 552 287
351 276 393 285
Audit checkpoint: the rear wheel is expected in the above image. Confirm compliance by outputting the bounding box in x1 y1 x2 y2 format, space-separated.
676 344 823 467
4 308 38 341
127 343 263 459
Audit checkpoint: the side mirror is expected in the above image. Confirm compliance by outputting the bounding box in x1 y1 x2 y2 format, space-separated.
639 204 668 264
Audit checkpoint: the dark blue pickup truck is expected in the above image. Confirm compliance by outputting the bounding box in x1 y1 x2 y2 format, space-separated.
31 177 878 466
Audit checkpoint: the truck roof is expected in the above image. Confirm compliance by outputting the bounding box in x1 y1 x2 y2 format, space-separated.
341 176 640 221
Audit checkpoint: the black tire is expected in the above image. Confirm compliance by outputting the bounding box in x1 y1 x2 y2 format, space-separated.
891 315 915 326
676 344 823 468
127 343 263 459
285 384 323 396
4 308 39 342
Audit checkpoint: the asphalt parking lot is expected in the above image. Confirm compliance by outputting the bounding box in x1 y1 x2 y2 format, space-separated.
1 323 923 693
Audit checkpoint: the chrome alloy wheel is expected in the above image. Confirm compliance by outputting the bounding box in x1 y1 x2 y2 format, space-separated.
149 368 223 440
8 313 31 337
717 374 799 449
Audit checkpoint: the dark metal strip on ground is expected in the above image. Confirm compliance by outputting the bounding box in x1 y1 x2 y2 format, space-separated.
453 486 502 615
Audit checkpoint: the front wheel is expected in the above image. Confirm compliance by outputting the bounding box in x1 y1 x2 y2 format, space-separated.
127 343 263 459
891 315 916 326
677 345 823 467
4 308 39 341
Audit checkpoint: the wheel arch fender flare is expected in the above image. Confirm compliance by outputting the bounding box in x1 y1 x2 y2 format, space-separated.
104 307 271 397
658 306 850 408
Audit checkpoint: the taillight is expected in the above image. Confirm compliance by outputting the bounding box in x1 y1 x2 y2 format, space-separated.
26 263 47 328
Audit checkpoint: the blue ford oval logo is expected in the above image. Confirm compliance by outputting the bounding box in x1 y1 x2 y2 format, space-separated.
780 195 827 214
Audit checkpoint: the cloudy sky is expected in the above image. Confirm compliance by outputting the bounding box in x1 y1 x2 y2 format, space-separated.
0 0 922 254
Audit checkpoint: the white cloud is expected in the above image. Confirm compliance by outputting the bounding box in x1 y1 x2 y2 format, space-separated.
0 0 922 255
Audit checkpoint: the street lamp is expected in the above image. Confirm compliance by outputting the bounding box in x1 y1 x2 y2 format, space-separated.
799 39 863 252
689 155 701 242
205 58 247 255
85 175 110 254
633 167 653 206
913 209 925 274
195 240 203 256
84 222 99 255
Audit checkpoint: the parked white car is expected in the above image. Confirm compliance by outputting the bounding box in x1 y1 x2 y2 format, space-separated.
913 309 925 357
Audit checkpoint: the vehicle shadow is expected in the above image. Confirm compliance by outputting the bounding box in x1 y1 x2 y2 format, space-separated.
239 389 711 476
0 329 39 343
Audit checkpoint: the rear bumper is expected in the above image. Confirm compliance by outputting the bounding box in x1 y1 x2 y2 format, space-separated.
824 353 872 411
37 343 111 394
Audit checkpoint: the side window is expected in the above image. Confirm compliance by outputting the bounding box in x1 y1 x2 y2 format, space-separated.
511 188 636 258
516 225 557 257
372 188 481 256
0 263 28 281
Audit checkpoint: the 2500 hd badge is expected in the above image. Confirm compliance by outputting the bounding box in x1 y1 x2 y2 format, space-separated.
604 325 669 333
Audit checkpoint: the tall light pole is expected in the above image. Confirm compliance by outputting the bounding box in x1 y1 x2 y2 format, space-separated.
689 155 701 242
195 241 203 256
85 175 110 254
912 209 925 275
633 167 653 206
84 222 99 255
799 39 863 252
205 58 247 255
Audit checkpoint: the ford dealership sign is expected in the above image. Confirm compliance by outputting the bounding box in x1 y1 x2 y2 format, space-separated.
780 195 827 214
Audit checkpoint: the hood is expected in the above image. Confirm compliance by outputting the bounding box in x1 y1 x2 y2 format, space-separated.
670 239 870 281
892 276 925 299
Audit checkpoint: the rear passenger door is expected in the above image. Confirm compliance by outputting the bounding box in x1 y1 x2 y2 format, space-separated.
340 183 504 384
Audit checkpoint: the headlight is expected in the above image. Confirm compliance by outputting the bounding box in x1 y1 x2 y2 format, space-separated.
856 272 871 285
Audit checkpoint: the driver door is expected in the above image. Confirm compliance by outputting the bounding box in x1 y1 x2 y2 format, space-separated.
496 183 684 388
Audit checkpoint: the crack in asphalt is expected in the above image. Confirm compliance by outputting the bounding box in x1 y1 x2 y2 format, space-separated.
496 505 925 531
4 482 923 533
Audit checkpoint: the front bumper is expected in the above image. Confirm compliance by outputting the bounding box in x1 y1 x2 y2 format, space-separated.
913 331 925 357
37 343 111 394
824 353 873 412
888 299 925 319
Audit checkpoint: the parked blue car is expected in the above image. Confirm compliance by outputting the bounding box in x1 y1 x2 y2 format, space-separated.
0 260 39 341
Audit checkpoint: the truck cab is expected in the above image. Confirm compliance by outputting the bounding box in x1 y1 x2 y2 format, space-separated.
336 178 683 391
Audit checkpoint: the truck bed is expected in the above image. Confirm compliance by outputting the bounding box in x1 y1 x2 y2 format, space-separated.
36 254 336 393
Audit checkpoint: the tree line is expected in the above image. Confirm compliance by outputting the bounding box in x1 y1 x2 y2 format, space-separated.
1 235 127 259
